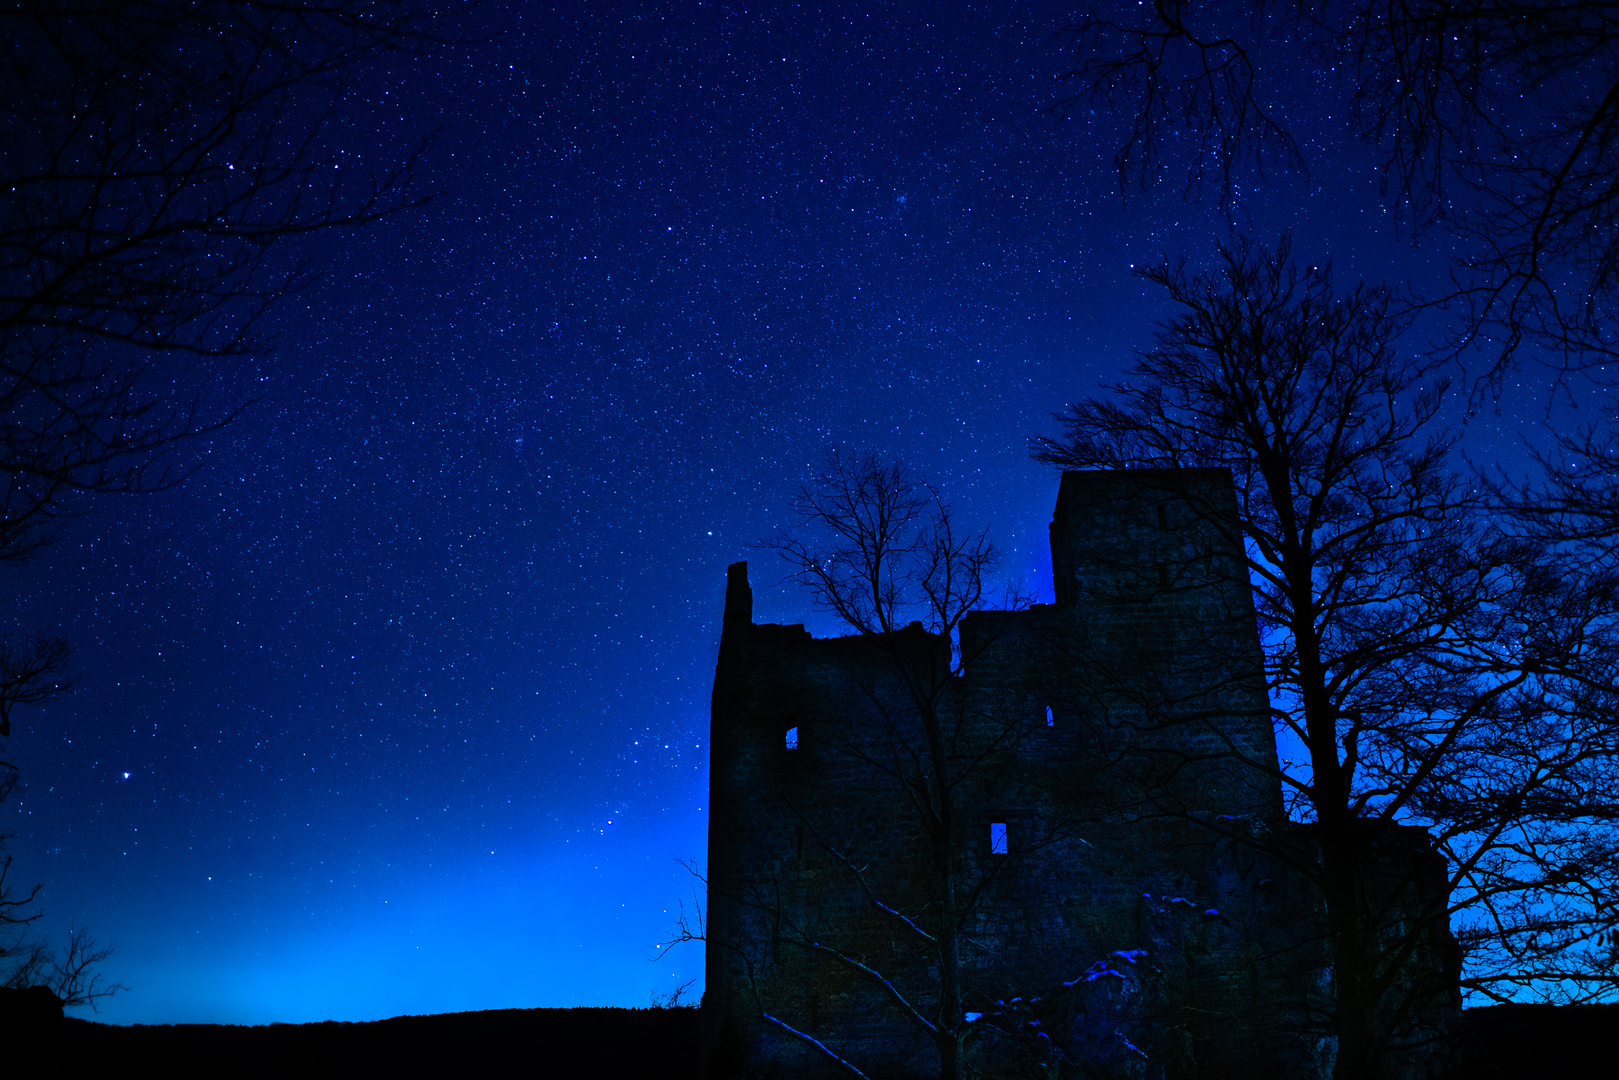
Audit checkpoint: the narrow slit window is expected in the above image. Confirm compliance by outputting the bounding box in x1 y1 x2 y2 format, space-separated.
990 822 1008 855
784 726 799 750
1045 705 1055 727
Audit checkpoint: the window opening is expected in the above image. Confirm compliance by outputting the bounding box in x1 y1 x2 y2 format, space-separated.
784 726 798 750
990 822 1008 855
1045 705 1055 727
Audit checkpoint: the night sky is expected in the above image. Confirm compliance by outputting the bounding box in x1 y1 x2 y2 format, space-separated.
1 1 1570 1026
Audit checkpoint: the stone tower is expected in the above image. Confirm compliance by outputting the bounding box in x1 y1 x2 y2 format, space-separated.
702 469 1456 1079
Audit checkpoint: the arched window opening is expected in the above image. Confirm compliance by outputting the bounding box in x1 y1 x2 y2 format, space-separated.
784 726 799 750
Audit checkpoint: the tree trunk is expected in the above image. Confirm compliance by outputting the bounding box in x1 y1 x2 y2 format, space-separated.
1319 822 1381 1080
1293 598 1385 1080
935 899 965 1080
922 691 966 1080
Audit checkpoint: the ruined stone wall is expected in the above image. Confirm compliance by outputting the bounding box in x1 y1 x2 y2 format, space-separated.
948 470 1315 1077
705 570 964 1077
702 470 1456 1080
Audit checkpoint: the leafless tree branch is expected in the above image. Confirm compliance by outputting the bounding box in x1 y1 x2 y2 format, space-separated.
1034 238 1619 1061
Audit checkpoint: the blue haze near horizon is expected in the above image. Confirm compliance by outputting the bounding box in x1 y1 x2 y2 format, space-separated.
0 0 1578 1026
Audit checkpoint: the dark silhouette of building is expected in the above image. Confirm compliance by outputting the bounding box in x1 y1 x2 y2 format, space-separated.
703 469 1458 1079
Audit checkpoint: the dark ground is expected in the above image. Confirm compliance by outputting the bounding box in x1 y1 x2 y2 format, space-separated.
4 1002 1612 1077
1448 1003 1617 1078
15 1006 699 1078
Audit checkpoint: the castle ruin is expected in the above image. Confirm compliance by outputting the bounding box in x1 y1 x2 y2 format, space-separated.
703 469 1458 1078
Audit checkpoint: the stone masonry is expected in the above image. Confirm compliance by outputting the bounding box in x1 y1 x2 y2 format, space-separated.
702 469 1458 1079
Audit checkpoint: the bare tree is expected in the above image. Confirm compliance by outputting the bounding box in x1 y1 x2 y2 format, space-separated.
1052 2 1305 214
1474 421 1619 1006
1033 238 1619 1076
2 922 123 1012
1497 418 1619 558
0 633 70 742
759 452 1029 1080
0 764 121 1010
676 452 1066 1080
1055 1 1619 391
1 0 438 730
0 0 438 1008
1 0 434 564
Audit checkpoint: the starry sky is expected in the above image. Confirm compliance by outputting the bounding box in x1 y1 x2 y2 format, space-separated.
1 0 1569 1026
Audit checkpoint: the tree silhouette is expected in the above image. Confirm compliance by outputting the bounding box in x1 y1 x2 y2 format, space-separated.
1034 238 1619 1075
0 0 438 1005
766 452 1027 1080
2 0 433 564
679 452 1069 1080
1056 0 1619 391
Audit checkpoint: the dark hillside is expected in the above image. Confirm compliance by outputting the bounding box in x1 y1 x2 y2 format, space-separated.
1447 1003 1617 1078
23 1006 699 1078
12 1000 1617 1077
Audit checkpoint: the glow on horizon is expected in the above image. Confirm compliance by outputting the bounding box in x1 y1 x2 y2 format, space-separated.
75 815 707 1027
